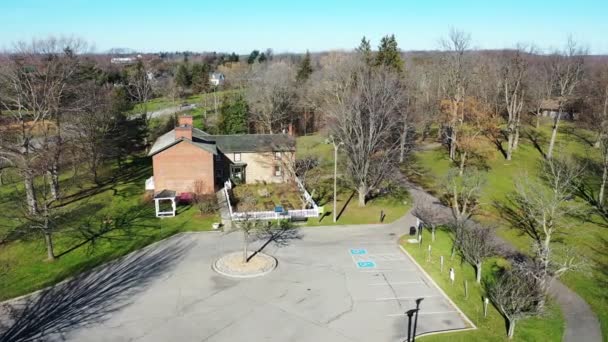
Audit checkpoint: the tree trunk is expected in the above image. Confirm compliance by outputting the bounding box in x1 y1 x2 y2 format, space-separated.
431 227 436 242
594 132 602 149
44 230 55 261
506 128 514 161
399 121 408 163
475 262 482 283
449 129 457 160
600 156 608 206
47 164 59 201
242 230 249 263
23 172 38 215
358 184 367 207
546 110 562 159
507 319 516 339
535 109 541 129
458 151 467 176
513 120 521 151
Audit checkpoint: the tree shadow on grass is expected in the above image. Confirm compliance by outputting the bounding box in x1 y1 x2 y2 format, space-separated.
524 130 547 158
0 235 193 342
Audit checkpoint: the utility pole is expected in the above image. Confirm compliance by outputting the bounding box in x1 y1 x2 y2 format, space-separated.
328 135 343 223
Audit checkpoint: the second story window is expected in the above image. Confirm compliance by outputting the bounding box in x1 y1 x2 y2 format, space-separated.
275 152 282 160
234 153 241 162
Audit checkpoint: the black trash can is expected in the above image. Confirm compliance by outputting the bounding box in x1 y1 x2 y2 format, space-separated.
409 226 417 236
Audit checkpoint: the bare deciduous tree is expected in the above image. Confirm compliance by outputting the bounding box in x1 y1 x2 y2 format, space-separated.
486 267 544 339
0 37 84 213
502 158 584 297
442 168 484 223
457 225 496 283
500 47 529 160
246 62 297 133
439 28 471 160
412 198 449 241
322 61 407 206
546 38 586 159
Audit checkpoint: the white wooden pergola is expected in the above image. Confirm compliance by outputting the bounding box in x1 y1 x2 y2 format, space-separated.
154 190 177 218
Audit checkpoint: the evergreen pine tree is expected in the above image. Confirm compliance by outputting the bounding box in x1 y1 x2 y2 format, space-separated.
376 34 403 72
247 50 260 64
191 63 210 93
175 63 191 88
219 94 248 134
258 52 267 63
296 50 313 83
356 36 373 67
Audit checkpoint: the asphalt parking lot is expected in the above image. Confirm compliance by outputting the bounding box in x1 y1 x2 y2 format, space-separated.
17 220 471 342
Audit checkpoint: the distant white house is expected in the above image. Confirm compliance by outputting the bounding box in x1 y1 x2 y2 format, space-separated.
110 54 142 65
209 72 225 86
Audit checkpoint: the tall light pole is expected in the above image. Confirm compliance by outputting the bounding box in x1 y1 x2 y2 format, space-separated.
327 135 343 223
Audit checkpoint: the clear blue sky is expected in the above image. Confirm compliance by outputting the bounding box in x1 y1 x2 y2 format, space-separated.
1 0 607 54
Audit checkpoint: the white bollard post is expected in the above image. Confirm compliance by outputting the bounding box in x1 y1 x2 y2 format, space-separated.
484 297 489 317
449 267 455 285
440 256 444 272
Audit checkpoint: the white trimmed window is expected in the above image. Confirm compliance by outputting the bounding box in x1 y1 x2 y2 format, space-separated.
274 165 282 176
275 152 282 160
234 153 241 162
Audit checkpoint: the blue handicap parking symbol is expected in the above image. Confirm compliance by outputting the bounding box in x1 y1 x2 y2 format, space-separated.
357 261 376 269
350 248 367 255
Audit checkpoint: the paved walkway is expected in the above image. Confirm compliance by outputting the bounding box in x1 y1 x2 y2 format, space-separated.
404 181 603 342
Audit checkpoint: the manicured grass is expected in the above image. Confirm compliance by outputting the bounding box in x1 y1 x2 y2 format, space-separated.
0 158 218 301
402 229 564 341
296 134 411 226
412 123 608 339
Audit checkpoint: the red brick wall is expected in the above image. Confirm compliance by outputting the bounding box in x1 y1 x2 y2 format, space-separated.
174 126 192 140
152 141 215 194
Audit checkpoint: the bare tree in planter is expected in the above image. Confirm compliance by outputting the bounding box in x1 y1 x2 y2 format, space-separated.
457 225 496 283
486 267 544 339
412 198 448 242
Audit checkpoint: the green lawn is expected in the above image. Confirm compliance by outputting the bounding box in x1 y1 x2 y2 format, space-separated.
402 229 564 341
131 89 239 114
0 158 218 301
296 134 411 226
412 123 608 339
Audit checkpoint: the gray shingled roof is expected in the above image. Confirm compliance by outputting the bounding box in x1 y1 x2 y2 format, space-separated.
148 127 295 156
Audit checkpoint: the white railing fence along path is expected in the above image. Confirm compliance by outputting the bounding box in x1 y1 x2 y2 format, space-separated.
223 178 319 221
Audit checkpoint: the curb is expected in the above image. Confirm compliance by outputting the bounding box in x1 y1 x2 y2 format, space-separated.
398 244 477 334
211 253 278 279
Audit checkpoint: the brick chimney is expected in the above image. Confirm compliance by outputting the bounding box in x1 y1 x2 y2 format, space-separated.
178 115 193 127
175 126 192 140
175 115 193 140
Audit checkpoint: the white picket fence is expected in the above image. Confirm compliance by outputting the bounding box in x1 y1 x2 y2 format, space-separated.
223 180 319 222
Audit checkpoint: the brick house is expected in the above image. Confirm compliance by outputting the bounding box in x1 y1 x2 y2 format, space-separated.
147 115 295 216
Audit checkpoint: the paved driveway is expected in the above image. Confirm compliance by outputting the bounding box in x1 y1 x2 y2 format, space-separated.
3 219 471 342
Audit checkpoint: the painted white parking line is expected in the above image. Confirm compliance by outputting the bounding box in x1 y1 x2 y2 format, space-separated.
367 281 423 286
374 295 441 301
386 310 458 317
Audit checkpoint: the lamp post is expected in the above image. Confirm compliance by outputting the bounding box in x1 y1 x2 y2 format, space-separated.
327 135 343 223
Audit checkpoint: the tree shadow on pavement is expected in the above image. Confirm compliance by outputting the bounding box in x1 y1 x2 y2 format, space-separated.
0 236 194 342
248 221 303 262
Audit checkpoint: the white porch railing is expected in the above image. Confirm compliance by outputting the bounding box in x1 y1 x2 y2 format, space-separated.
223 179 319 222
